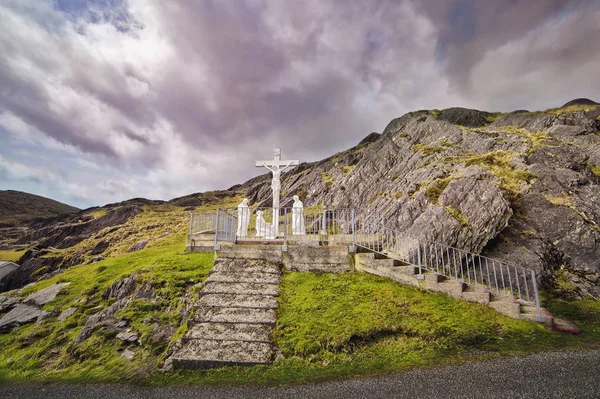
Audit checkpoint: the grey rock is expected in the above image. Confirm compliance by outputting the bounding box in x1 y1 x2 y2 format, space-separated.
121 349 135 360
150 325 175 344
116 320 128 328
102 274 137 300
127 240 148 253
24 283 70 306
0 304 44 333
116 331 138 343
58 307 77 321
0 295 21 313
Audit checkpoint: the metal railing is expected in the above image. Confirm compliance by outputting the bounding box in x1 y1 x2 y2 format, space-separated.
214 209 237 244
191 207 542 316
353 214 541 313
226 207 354 245
189 212 216 234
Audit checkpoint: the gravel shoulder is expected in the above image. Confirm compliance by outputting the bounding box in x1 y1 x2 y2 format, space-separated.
1 349 599 399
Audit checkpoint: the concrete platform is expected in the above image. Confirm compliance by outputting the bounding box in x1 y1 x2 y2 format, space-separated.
185 322 272 342
172 339 273 369
196 294 278 309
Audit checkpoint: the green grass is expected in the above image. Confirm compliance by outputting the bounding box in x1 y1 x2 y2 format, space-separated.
0 249 25 262
412 144 445 156
445 150 536 200
1 257 600 386
587 164 600 177
159 272 600 386
0 231 214 383
321 172 335 188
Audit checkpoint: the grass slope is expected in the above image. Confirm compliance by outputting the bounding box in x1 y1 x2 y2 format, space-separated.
0 202 598 385
0 190 79 226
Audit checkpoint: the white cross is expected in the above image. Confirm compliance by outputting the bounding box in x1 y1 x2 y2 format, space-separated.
255 148 299 236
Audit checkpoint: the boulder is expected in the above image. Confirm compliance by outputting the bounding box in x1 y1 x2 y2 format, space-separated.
58 307 77 321
0 304 44 333
127 240 148 253
24 283 70 306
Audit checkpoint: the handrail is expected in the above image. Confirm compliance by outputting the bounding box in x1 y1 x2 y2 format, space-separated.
353 214 541 314
191 207 542 317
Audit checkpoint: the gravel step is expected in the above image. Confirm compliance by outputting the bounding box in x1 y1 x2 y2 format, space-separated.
196 294 278 309
206 272 281 285
194 306 277 325
202 282 280 296
185 322 271 342
172 339 273 369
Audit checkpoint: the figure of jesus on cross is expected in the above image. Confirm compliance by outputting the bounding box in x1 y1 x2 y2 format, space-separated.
256 148 299 236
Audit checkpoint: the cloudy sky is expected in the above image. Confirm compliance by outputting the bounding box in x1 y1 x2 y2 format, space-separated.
1 0 599 209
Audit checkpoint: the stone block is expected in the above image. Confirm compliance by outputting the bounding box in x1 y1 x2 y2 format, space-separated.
489 297 521 318
194 307 277 325
196 294 278 309
435 280 465 298
219 245 283 263
172 339 273 369
205 272 281 285
286 246 350 273
185 322 271 342
202 282 279 296
461 290 490 305
211 259 281 275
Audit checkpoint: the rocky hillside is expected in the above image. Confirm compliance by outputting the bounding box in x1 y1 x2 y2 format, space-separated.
1 99 599 299
240 99 600 299
0 190 79 226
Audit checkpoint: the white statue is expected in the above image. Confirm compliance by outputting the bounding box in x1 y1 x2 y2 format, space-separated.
236 198 250 237
255 148 299 235
292 195 305 235
255 210 276 239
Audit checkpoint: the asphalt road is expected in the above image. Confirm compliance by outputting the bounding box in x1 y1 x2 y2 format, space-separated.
2 350 599 399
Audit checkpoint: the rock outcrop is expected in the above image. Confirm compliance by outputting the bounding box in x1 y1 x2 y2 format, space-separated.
238 101 600 298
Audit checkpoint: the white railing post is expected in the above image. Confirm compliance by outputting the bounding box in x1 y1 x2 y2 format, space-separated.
532 270 545 322
214 208 221 250
417 237 424 280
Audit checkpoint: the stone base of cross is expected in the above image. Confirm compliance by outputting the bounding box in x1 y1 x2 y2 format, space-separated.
255 148 299 237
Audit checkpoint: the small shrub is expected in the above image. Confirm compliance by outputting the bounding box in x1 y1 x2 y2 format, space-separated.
412 144 445 156
587 164 600 177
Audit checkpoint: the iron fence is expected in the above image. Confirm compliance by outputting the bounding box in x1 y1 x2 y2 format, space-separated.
190 207 541 314
214 209 237 243
353 214 541 311
189 212 216 234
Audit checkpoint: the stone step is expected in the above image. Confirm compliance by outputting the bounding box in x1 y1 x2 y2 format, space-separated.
196 294 278 309
392 265 420 276
172 339 273 369
202 282 280 296
206 272 281 285
184 322 272 342
211 260 281 275
194 306 277 325
461 289 490 305
489 296 521 318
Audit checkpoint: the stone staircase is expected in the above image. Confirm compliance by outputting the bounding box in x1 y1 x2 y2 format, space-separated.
355 252 554 325
172 258 282 369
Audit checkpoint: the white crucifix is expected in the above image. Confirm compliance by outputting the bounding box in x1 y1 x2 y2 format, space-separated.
255 148 299 236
